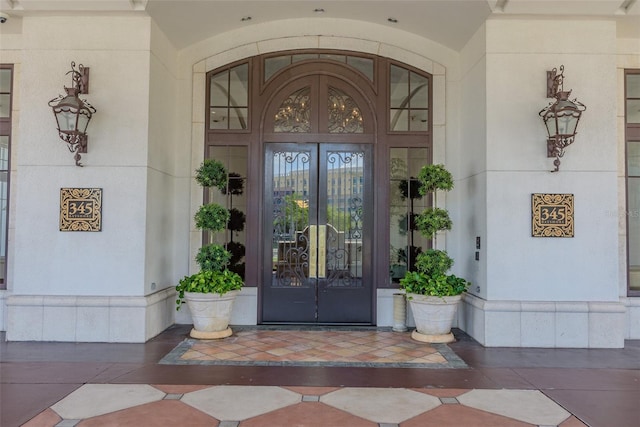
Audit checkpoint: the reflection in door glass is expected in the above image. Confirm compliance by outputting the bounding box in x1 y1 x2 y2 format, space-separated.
325 151 364 288
272 151 311 287
208 146 248 279
389 147 431 283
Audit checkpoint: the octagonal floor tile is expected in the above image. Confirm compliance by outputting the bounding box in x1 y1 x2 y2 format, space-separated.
321 387 441 424
241 401 376 427
22 408 62 427
51 384 165 420
181 385 301 421
457 389 571 426
401 404 534 427
78 400 218 426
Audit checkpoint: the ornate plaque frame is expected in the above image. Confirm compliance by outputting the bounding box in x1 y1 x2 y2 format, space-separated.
532 193 574 237
60 188 102 232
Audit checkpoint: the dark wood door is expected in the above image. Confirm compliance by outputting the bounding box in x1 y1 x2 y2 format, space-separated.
262 143 373 323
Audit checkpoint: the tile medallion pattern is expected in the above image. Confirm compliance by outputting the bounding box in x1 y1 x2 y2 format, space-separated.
159 328 467 368
24 385 586 427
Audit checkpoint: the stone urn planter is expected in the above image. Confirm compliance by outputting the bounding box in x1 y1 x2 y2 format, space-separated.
184 290 239 339
407 293 462 343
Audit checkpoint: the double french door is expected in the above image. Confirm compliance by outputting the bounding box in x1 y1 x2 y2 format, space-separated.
262 143 373 323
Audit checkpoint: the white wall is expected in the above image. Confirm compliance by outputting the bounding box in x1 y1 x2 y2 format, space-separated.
484 19 619 302
455 23 489 300
456 18 629 348
12 16 152 296
144 20 181 296
3 15 177 341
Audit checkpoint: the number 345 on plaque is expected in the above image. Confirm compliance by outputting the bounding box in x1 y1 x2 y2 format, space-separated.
531 193 574 238
60 188 102 232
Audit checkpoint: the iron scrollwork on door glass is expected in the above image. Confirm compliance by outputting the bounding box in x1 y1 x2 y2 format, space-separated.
325 151 364 287
272 151 311 286
274 87 311 133
328 86 364 134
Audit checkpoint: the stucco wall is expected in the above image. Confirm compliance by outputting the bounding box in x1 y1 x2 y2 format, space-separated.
145 20 181 296
3 15 178 341
12 16 152 296
483 19 619 302
456 23 488 300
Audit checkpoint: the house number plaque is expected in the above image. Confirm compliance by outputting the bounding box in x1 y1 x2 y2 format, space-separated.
60 188 102 232
532 193 574 237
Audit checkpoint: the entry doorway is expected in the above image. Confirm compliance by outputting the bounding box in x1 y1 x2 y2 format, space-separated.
203 51 434 326
262 143 373 323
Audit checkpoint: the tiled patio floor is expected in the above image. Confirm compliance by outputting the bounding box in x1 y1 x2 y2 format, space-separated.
160 328 467 368
25 384 585 426
2 325 640 427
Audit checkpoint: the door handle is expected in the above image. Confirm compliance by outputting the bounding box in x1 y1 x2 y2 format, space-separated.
309 225 317 278
318 224 326 278
308 224 326 279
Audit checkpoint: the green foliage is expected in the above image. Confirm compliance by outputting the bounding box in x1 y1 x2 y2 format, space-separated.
177 158 244 311
415 207 452 238
175 269 243 310
399 163 470 297
195 203 230 232
418 164 454 195
196 244 231 272
400 271 469 297
327 205 350 232
195 159 227 190
274 195 309 233
415 249 453 277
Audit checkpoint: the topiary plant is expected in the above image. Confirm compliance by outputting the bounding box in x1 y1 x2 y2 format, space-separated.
195 159 227 189
399 164 469 297
176 159 243 311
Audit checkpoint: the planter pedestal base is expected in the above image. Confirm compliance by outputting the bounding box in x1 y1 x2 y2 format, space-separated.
411 330 455 344
190 327 232 340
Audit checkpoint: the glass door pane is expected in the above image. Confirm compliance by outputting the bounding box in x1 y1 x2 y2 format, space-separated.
271 150 312 287
323 150 364 287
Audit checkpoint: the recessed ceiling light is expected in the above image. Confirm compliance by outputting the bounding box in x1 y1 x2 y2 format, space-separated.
387 18 398 23
241 16 252 22
314 8 325 14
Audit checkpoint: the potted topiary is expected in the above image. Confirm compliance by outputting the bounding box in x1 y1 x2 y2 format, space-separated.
176 159 243 339
399 164 469 343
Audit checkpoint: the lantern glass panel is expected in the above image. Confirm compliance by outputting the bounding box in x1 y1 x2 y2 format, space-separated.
544 113 557 137
56 109 78 132
556 113 578 136
77 111 90 134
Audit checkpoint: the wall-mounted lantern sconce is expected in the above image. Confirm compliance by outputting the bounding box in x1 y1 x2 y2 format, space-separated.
539 65 586 172
48 62 96 167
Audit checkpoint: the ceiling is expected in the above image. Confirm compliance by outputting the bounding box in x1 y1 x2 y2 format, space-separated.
0 0 638 51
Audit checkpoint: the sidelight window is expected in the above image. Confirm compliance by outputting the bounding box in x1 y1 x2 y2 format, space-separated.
389 147 431 284
206 146 248 280
0 65 12 289
626 70 640 295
